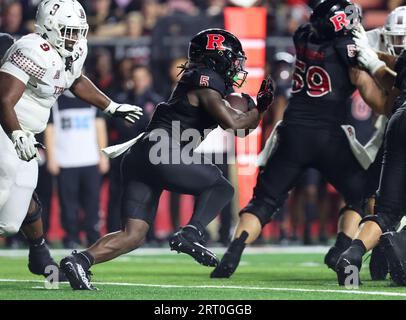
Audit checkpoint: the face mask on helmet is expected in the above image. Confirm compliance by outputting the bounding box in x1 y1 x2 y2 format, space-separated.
35 0 89 58
385 34 406 55
188 28 248 88
59 25 88 52
229 53 248 88
384 6 406 56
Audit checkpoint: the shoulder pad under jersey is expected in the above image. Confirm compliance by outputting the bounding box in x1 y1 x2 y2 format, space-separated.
4 33 54 80
334 35 358 68
179 67 227 97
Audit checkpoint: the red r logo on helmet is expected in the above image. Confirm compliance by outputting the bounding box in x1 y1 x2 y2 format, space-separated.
330 12 349 32
206 34 226 50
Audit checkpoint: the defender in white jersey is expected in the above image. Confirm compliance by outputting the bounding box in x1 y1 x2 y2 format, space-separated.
0 32 63 280
0 0 142 274
367 6 406 55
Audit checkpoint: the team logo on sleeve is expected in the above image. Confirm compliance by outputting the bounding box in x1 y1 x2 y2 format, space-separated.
206 34 226 50
330 12 350 32
200 75 210 86
347 44 357 58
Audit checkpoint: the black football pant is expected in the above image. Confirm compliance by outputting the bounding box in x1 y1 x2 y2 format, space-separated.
120 133 234 234
374 106 406 231
241 123 367 226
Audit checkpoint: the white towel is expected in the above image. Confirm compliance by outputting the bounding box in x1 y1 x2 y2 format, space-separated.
102 132 145 159
256 120 282 167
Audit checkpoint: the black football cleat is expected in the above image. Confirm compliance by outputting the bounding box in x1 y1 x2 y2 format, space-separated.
380 231 406 286
210 231 248 279
28 242 67 282
369 243 389 281
169 225 218 267
335 247 362 286
324 245 347 271
60 252 97 290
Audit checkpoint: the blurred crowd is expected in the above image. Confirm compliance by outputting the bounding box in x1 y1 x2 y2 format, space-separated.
0 0 400 248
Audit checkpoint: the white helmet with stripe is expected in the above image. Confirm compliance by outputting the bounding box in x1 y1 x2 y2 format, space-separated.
35 0 88 57
383 6 406 56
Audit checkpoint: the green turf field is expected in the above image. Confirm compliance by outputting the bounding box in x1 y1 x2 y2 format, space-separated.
0 247 405 300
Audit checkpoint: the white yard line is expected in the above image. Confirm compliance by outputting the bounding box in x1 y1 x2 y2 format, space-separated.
0 246 330 257
0 278 406 298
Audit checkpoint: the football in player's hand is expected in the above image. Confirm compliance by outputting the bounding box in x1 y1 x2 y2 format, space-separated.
224 93 254 113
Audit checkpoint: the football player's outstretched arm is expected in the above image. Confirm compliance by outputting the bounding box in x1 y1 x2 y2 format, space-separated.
353 26 397 93
372 66 397 93
350 68 390 116
377 51 397 70
0 72 25 135
70 74 110 109
70 75 143 123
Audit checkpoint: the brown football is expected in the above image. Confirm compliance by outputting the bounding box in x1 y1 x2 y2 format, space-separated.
224 92 249 113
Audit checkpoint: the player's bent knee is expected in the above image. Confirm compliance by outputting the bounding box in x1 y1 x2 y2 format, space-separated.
361 212 402 233
240 199 280 227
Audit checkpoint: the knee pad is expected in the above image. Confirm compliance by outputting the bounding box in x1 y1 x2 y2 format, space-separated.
361 211 402 233
240 198 282 227
338 204 364 218
22 192 42 226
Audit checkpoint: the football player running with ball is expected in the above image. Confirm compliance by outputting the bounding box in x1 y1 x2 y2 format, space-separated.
0 0 142 279
60 28 275 290
211 0 390 279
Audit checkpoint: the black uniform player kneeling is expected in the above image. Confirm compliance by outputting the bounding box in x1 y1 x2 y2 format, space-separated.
60 28 275 290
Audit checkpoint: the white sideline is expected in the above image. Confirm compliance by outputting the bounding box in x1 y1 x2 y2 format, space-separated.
0 246 331 257
0 278 406 298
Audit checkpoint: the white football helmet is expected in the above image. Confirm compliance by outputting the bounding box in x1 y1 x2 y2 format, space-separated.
35 0 89 57
383 6 406 56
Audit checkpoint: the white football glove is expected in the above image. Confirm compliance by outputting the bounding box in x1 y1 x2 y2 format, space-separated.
104 101 143 124
352 24 369 47
353 26 385 74
11 130 39 162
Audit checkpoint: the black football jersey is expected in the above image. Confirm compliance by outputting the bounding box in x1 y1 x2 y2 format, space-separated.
146 66 231 143
395 49 406 91
284 23 357 127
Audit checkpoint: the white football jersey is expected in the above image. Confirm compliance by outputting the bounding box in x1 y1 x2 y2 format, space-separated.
366 28 386 52
0 33 87 134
